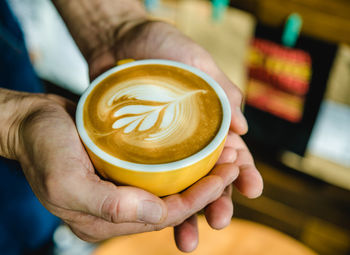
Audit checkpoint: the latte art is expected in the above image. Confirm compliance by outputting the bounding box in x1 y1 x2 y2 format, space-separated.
84 65 223 164
108 81 206 147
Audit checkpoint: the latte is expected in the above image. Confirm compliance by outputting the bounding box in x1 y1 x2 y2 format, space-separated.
83 64 223 164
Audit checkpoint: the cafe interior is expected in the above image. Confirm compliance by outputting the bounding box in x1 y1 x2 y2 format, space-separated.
6 0 350 254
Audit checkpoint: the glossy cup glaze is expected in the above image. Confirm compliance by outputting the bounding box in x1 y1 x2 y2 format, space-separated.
76 60 231 196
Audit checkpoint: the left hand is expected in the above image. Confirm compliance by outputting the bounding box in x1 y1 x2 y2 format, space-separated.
87 21 263 252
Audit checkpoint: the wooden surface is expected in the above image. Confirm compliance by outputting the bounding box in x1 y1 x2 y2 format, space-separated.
93 216 317 255
232 159 350 255
280 151 350 191
150 0 255 91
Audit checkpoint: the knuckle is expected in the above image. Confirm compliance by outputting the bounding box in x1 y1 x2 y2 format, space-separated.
100 194 120 223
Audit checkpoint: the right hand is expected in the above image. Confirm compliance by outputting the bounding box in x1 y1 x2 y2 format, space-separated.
5 90 240 242
88 21 264 251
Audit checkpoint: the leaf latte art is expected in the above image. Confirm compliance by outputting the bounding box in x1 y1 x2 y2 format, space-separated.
84 65 223 164
110 83 206 143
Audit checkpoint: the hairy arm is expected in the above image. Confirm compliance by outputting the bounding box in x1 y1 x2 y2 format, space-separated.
52 0 148 64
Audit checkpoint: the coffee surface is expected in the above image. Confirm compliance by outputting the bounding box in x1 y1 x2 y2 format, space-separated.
84 64 223 164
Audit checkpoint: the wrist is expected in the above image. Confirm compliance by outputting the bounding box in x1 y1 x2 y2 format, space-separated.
0 89 48 160
52 0 148 63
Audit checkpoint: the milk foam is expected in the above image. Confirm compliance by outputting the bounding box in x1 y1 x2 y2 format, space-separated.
97 79 206 148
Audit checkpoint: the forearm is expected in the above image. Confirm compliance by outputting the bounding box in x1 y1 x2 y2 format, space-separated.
52 0 148 62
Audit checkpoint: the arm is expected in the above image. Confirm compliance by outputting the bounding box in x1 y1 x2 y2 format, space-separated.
52 0 148 65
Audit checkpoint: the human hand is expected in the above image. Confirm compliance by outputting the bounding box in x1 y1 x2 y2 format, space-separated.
87 21 263 252
1 90 241 247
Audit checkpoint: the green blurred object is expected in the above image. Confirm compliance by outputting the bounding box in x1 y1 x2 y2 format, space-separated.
144 0 159 11
282 13 303 47
212 0 229 21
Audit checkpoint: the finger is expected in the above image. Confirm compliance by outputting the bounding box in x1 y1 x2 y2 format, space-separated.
162 164 239 226
224 131 245 149
88 49 116 81
234 149 264 199
60 172 167 224
224 131 235 148
63 166 238 242
174 214 198 253
221 133 263 198
213 71 248 135
206 164 239 192
63 211 164 242
64 213 149 242
204 184 233 230
234 163 263 199
66 212 199 245
216 147 237 165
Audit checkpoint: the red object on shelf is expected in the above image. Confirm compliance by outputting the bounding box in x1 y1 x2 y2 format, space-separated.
246 38 312 122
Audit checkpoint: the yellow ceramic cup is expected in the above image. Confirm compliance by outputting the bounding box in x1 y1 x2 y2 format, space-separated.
76 60 231 196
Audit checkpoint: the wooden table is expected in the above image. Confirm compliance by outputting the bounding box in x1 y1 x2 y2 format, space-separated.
93 216 317 255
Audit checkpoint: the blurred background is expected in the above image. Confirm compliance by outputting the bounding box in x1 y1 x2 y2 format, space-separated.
7 0 350 254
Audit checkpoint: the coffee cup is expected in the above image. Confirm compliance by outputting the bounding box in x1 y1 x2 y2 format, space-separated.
76 59 231 196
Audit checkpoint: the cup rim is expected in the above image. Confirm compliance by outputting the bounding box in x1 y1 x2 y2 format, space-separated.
76 59 231 172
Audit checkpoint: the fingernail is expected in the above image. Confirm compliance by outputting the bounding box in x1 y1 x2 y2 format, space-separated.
138 200 163 223
235 107 248 132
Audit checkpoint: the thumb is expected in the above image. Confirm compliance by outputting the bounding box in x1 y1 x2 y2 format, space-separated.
65 175 167 224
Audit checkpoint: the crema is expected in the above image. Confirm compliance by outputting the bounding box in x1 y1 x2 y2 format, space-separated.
83 64 222 164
